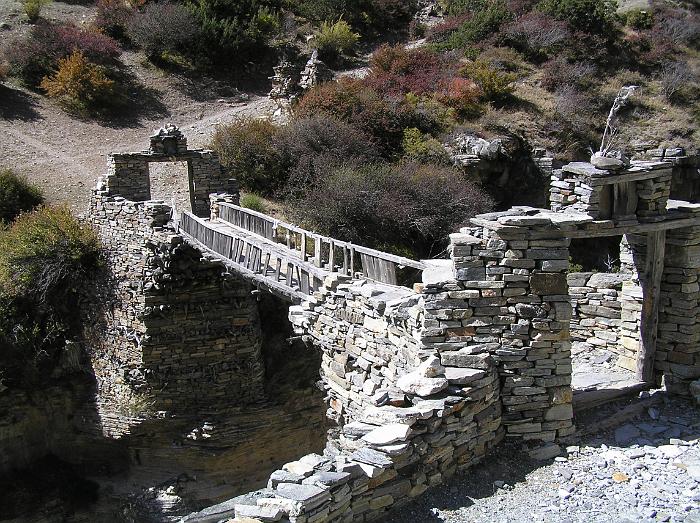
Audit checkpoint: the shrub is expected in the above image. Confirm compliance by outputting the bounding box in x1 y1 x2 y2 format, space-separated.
0 169 44 223
94 0 134 41
540 56 596 92
553 84 595 135
402 128 451 163
499 12 570 60
185 0 282 69
537 0 619 36
292 0 416 34
366 45 457 97
277 116 381 197
0 205 100 388
0 205 100 302
127 1 199 61
462 60 516 102
210 119 283 196
294 79 416 154
23 0 51 23
657 7 700 48
434 77 483 115
240 194 267 213
292 161 493 257
429 2 513 51
625 9 653 30
6 22 121 88
40 51 117 115
659 61 696 102
315 19 360 64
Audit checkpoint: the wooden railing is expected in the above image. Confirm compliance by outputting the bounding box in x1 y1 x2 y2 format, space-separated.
179 211 327 300
217 203 426 286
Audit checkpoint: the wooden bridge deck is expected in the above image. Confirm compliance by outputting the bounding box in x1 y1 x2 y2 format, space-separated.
177 204 426 302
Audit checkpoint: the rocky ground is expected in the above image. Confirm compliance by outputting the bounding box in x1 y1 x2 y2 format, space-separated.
387 392 700 523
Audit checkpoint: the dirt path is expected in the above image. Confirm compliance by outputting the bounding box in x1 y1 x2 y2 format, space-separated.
0 77 275 212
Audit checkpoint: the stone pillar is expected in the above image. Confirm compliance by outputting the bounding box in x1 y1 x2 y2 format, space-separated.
657 225 700 394
448 224 574 443
106 154 151 201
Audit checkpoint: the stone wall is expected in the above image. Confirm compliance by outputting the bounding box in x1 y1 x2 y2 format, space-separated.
187 275 504 522
550 162 672 222
657 225 700 394
567 271 641 371
102 150 236 217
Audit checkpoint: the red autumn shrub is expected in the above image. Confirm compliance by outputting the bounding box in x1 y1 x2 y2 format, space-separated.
295 79 416 154
94 0 135 41
5 22 120 88
540 56 596 92
365 45 458 97
434 77 483 115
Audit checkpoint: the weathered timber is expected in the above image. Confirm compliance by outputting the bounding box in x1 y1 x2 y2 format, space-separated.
637 230 666 382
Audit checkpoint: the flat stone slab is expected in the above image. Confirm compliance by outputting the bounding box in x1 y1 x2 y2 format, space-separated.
274 483 331 506
234 504 283 522
302 471 351 489
562 162 610 177
444 367 487 384
349 447 393 468
268 469 304 488
361 423 412 446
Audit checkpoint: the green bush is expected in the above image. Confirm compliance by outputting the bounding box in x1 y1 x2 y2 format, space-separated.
0 169 44 223
625 9 653 30
431 1 513 51
315 19 360 64
0 205 100 388
538 0 619 35
462 59 516 102
0 205 100 301
240 193 267 213
402 128 451 163
210 119 284 196
23 0 51 23
185 0 281 69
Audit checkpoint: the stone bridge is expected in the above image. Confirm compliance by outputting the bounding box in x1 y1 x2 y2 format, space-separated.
85 128 700 522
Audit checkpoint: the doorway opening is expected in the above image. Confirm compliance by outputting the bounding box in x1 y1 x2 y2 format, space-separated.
148 161 194 215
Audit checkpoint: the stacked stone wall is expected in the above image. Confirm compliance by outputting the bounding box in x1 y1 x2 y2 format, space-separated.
87 192 265 435
567 272 641 371
451 225 574 442
550 162 672 222
201 276 504 522
657 225 700 393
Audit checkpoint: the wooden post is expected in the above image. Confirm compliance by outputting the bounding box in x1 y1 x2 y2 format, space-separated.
636 230 666 383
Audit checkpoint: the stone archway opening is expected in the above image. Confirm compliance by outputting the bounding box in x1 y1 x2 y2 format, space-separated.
148 160 193 214
568 235 647 408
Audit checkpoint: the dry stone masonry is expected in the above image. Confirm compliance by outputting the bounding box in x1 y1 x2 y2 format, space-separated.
83 130 700 521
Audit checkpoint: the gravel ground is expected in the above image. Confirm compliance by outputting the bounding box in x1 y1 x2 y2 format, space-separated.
386 393 700 523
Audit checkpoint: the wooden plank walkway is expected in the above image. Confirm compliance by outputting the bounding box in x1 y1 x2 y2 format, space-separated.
176 205 427 302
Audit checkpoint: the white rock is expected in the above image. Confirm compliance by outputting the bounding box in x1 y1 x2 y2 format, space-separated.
361 423 412 446
418 355 445 378
396 372 448 396
590 153 624 170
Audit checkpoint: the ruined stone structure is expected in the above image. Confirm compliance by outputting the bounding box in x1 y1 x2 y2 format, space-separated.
72 128 700 522
100 124 236 217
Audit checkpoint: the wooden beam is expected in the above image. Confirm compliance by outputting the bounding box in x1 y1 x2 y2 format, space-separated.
636 229 666 383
